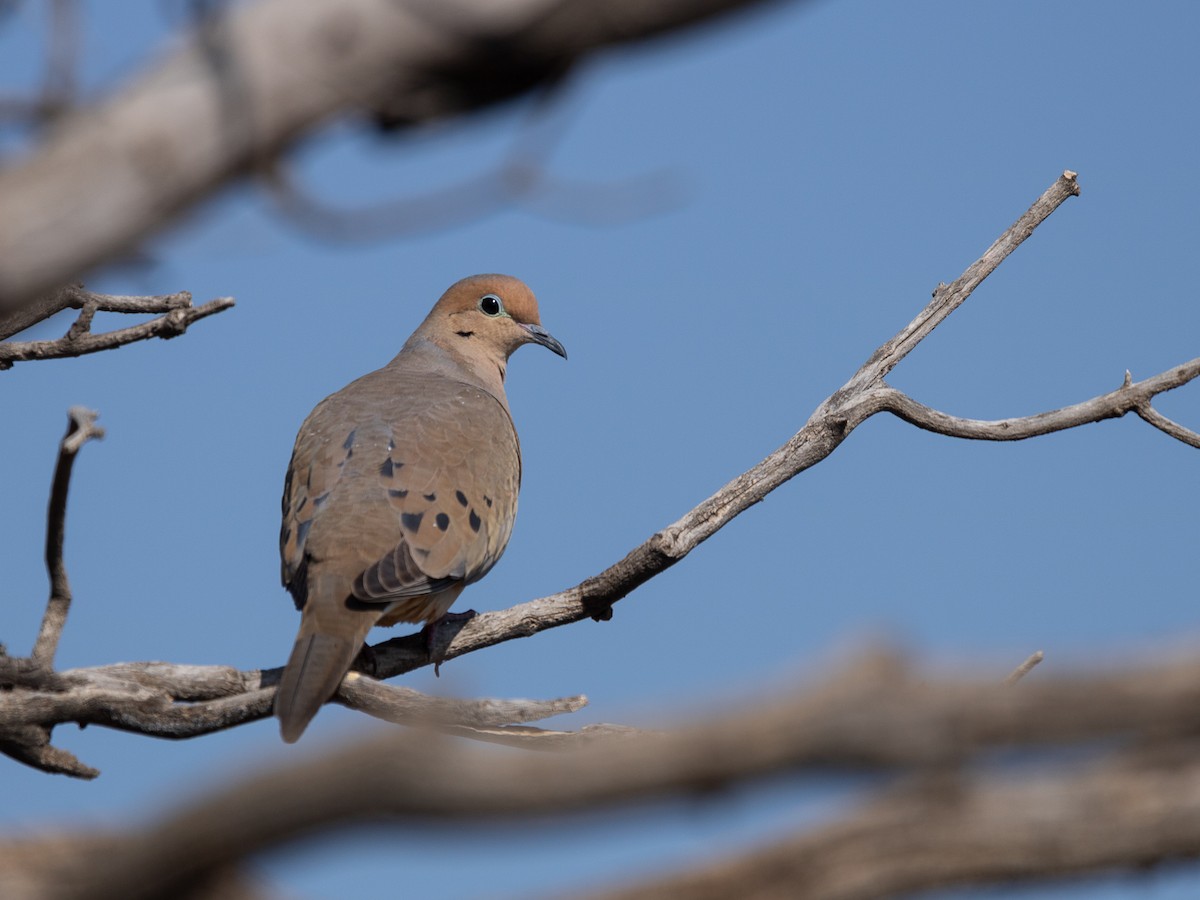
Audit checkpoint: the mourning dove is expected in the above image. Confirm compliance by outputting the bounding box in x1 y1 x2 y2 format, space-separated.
275 274 566 743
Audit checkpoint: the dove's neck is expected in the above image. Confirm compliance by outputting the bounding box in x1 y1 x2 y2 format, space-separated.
390 336 509 407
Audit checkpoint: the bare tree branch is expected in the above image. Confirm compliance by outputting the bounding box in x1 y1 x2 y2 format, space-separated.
0 0 793 310
335 672 587 728
1135 396 1200 448
0 409 106 778
0 292 235 369
364 172 1191 677
588 744 1200 900
860 362 1200 442
0 725 98 780
3 172 1197 765
32 407 103 666
0 283 234 341
0 283 80 341
1 659 586 748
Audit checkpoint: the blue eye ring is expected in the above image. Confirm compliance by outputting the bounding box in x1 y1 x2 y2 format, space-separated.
478 294 504 317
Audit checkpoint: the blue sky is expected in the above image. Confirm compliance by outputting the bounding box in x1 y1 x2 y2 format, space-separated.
3 1 1199 897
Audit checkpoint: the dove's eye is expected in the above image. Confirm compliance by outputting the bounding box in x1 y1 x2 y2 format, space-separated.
478 294 504 317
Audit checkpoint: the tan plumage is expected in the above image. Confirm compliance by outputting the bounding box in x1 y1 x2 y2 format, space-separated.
275 274 566 743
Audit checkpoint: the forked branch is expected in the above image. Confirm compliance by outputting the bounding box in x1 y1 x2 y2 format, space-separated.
0 284 235 369
3 171 1197 777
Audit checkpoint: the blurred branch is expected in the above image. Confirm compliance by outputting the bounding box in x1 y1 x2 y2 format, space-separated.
260 147 682 240
43 0 79 119
1004 649 1044 685
0 285 235 369
260 76 684 239
590 743 1200 900
336 672 588 730
12 650 1200 899
0 0 793 309
0 0 79 128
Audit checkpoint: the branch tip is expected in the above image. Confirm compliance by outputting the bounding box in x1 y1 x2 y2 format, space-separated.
1005 650 1045 685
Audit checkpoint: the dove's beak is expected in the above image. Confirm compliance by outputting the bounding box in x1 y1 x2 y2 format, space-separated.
521 323 567 360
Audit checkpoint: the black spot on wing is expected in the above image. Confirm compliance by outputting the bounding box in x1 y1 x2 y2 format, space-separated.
389 488 408 499
401 512 423 533
435 512 450 531
484 495 493 508
295 518 313 549
423 492 437 502
456 490 468 507
380 458 394 478
313 491 330 510
343 429 357 450
469 509 481 532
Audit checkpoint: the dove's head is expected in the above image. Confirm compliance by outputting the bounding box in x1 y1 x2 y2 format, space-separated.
420 274 567 369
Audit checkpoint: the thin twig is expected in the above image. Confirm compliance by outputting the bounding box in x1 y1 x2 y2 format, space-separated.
859 361 1200 441
77 290 194 314
336 672 587 729
31 408 104 666
440 722 644 751
2 659 593 757
1135 401 1200 448
1004 650 1044 685
846 171 1082 391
